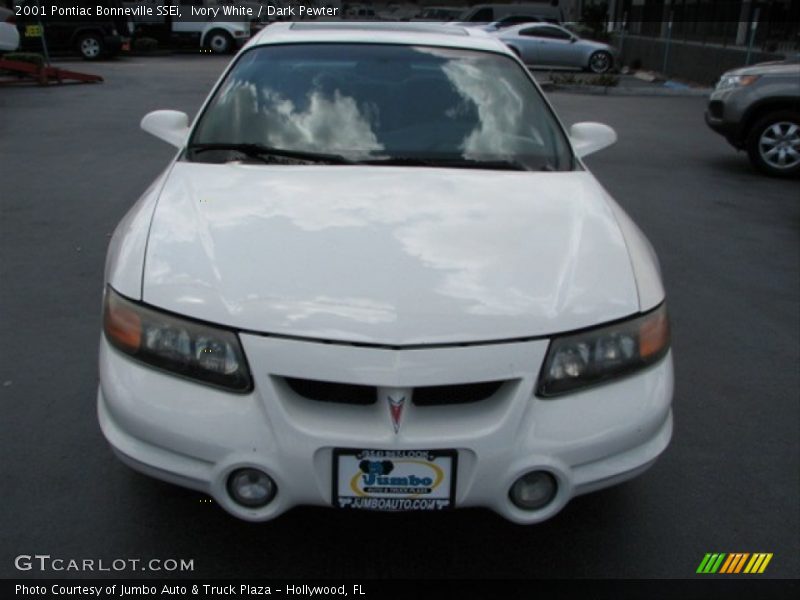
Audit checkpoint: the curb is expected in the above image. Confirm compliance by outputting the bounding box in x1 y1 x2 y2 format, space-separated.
540 81 712 97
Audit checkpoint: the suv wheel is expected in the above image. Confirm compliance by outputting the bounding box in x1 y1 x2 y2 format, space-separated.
206 30 233 54
746 111 800 177
77 33 104 61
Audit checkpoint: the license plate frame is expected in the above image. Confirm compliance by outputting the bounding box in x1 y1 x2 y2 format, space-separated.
332 448 457 511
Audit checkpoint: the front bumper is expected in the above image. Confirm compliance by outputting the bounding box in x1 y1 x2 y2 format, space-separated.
705 87 747 148
705 108 740 147
98 333 673 524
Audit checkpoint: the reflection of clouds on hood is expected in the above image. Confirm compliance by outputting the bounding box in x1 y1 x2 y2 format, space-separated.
270 295 396 325
442 61 526 159
147 163 638 340
211 78 384 159
169 166 594 317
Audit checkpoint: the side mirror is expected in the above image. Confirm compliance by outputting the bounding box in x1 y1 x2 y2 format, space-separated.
141 110 190 148
570 36 577 43
569 122 617 158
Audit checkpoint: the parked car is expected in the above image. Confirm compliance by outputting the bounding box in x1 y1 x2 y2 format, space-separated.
378 4 421 21
705 59 800 177
124 1 250 54
196 20 250 54
0 7 20 52
14 0 131 60
482 16 548 32
457 3 563 24
215 0 288 35
345 5 376 19
415 6 463 21
493 23 617 73
100 22 673 524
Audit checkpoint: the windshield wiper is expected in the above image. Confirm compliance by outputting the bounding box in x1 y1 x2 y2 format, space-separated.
360 156 539 171
188 143 355 165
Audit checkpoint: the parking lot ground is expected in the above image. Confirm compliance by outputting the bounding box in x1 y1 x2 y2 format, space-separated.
1 56 798 580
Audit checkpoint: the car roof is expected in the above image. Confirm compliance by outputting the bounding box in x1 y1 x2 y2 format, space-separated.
498 22 569 35
504 22 565 31
245 21 512 55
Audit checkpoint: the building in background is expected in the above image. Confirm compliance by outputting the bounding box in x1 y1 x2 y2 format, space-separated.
598 0 799 83
365 1 584 21
609 0 799 51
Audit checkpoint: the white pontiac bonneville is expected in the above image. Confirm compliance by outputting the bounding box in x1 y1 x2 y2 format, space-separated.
99 22 673 523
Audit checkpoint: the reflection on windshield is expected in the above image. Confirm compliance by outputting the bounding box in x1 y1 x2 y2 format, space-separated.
441 60 539 159
214 80 385 159
190 44 572 170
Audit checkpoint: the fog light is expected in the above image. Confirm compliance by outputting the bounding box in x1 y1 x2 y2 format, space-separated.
509 471 557 510
227 468 276 508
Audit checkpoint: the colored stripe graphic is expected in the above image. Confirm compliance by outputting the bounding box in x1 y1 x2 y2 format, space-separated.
696 554 713 573
734 553 750 573
720 553 749 573
698 553 773 574
697 553 726 573
744 553 773 574
719 554 736 573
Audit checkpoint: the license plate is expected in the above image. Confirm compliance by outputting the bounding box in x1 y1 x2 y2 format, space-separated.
333 449 457 511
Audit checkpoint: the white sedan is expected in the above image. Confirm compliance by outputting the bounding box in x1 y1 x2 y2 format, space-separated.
99 22 673 524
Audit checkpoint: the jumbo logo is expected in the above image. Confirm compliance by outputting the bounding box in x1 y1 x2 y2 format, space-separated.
350 459 444 497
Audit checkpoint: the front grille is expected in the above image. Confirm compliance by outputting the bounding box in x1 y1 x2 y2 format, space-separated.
285 377 376 405
413 381 504 406
283 378 506 407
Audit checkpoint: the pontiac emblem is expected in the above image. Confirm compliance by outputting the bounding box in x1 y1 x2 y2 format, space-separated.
387 395 406 434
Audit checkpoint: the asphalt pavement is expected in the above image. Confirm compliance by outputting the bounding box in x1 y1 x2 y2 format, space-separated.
0 56 798 580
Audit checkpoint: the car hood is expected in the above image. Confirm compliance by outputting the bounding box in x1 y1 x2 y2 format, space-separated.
142 162 639 345
726 61 800 77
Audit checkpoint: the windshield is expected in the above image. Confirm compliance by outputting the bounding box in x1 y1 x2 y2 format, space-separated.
189 43 574 171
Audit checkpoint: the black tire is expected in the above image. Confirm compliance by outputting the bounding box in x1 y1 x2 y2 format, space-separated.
587 51 612 74
745 110 800 178
77 32 104 61
205 30 233 55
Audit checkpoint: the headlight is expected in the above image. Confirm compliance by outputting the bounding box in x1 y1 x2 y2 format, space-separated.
537 303 670 397
716 74 759 90
103 287 253 392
